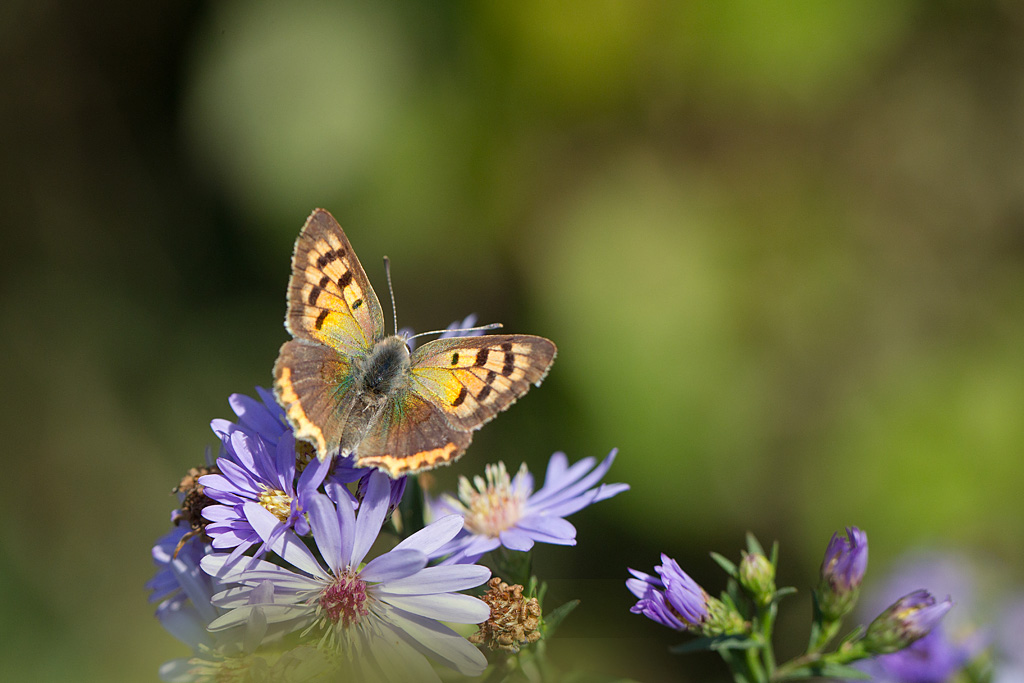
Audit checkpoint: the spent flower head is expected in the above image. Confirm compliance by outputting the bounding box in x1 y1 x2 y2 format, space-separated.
470 577 543 654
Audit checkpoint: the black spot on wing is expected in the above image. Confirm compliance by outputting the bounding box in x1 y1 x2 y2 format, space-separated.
338 271 353 289
316 250 337 269
315 309 329 330
451 352 460 365
477 384 492 402
308 275 330 305
452 386 468 407
352 299 363 310
474 347 489 367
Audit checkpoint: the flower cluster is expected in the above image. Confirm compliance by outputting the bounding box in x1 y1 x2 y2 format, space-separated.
627 528 957 681
149 382 628 682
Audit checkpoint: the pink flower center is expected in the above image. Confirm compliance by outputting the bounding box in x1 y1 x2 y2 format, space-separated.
318 569 369 628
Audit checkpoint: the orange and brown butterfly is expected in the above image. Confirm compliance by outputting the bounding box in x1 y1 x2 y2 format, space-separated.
272 209 557 478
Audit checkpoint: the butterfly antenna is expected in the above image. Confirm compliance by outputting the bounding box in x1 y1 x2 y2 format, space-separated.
407 322 503 342
383 256 399 336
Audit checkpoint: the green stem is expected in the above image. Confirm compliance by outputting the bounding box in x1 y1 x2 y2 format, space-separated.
759 603 777 676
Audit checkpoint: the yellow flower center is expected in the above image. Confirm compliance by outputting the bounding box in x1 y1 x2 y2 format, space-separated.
258 486 292 522
449 462 527 537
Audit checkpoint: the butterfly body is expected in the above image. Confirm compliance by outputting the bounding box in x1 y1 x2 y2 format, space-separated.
273 209 557 478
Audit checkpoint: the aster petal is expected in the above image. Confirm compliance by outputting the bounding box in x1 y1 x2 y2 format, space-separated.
515 514 576 540
243 604 269 654
169 559 216 625
307 493 344 573
199 471 252 498
200 504 238 522
352 471 391 567
201 553 271 582
392 514 464 555
207 603 312 631
244 502 326 579
545 451 570 480
210 418 238 441
376 564 491 595
498 527 537 551
531 449 617 508
273 434 296 490
296 445 332 494
159 657 196 683
326 481 356 565
388 607 488 677
361 548 427 583
156 599 213 650
382 593 491 623
209 528 256 549
369 621 442 683
435 535 501 565
543 482 629 518
229 391 284 440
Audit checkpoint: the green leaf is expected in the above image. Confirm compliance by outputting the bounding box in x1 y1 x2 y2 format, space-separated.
778 662 871 680
711 551 738 576
670 635 758 654
542 599 580 638
745 532 766 557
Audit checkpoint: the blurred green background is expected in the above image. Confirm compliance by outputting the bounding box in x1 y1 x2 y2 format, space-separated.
2 1 1023 681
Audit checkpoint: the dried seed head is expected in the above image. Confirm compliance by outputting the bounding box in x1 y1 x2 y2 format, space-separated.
172 464 219 555
470 577 543 654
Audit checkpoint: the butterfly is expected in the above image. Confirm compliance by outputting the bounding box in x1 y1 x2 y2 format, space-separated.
273 209 557 478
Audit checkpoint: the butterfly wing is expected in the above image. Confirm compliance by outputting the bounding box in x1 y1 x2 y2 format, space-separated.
353 335 556 477
274 339 358 459
409 334 557 431
354 392 474 478
274 209 386 460
285 208 385 354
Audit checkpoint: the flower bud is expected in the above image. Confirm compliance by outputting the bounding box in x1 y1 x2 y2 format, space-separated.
739 551 776 607
863 589 953 654
627 555 748 637
816 526 868 621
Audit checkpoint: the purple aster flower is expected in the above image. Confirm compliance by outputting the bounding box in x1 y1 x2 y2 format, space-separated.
816 526 868 620
199 430 331 558
864 589 954 655
210 387 291 448
857 551 988 682
429 449 629 564
997 597 1024 681
401 314 482 351
201 472 491 682
627 554 710 632
862 627 979 683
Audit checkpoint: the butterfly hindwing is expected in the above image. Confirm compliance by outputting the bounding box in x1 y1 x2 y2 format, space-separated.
355 391 474 477
408 334 557 431
273 338 359 459
286 208 385 356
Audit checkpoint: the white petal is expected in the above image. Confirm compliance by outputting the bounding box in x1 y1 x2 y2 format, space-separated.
380 592 490 623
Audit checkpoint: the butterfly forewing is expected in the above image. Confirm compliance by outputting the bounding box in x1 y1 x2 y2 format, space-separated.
286 209 385 356
408 334 557 431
